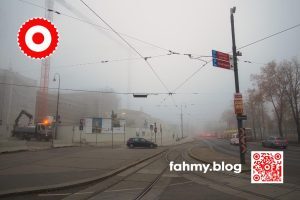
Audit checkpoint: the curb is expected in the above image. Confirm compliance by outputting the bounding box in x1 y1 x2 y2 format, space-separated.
0 144 81 155
187 146 251 173
0 148 167 197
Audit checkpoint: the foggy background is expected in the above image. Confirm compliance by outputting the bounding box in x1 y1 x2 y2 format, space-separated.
1 0 300 131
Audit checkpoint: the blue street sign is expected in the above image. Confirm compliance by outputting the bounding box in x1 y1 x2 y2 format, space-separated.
212 50 218 67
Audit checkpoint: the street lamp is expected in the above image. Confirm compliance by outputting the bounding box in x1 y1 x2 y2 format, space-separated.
53 73 60 141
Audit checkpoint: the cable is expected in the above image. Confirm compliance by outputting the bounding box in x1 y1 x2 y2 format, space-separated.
0 82 225 96
238 23 300 50
51 53 172 69
159 60 211 104
164 22 300 95
18 0 210 60
173 60 211 92
18 0 172 53
0 82 174 95
80 0 172 94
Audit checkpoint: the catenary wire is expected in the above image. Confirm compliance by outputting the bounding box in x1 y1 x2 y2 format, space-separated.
0 82 225 96
17 0 300 105
237 23 300 50
18 0 210 59
80 0 172 94
0 82 170 95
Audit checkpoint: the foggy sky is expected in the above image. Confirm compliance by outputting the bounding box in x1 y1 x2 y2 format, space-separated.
1 0 300 128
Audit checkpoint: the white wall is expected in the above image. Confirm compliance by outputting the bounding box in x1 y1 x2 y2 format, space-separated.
57 125 178 146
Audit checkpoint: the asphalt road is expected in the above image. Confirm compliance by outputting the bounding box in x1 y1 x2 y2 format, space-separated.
1 140 299 200
202 138 300 185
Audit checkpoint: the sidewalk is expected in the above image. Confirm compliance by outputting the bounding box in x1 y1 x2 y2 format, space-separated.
0 145 166 197
0 138 77 154
0 134 193 154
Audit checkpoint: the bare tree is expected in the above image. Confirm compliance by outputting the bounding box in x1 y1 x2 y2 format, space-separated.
246 88 266 140
252 61 288 137
282 58 300 143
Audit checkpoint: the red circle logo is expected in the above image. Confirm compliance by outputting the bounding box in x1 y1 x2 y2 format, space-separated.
275 153 281 160
253 174 260 181
253 153 260 160
17 18 59 59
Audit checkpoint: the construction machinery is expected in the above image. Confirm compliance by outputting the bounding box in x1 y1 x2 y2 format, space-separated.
12 110 53 141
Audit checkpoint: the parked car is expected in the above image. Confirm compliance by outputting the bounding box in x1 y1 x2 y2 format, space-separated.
127 138 157 148
262 136 288 149
230 133 239 145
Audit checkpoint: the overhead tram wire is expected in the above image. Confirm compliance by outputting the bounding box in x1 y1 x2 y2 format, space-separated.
160 22 300 103
237 23 300 50
18 0 210 62
18 0 172 54
19 0 298 100
80 0 172 94
160 60 211 104
0 82 174 95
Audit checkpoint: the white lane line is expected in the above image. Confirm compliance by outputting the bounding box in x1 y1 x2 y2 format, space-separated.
105 187 144 193
104 181 193 193
38 193 71 197
168 181 193 187
73 191 95 195
38 191 94 197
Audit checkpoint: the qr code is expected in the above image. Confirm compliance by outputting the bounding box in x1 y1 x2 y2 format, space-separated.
251 151 283 183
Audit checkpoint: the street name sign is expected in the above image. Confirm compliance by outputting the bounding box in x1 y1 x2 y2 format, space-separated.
212 50 233 70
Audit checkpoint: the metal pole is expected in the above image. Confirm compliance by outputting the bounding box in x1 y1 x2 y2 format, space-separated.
160 124 162 145
54 73 60 140
51 133 54 147
230 7 245 164
124 124 126 144
72 125 75 144
80 130 82 146
154 123 157 143
181 105 183 138
111 110 114 149
96 130 98 146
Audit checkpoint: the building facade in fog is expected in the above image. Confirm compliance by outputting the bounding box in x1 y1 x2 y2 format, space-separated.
46 91 120 125
0 69 37 137
0 68 120 137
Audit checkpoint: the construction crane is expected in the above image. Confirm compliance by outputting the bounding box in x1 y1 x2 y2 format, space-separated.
36 0 54 121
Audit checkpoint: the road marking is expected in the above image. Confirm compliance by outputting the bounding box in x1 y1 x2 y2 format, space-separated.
38 191 94 197
105 187 144 193
104 181 193 193
38 193 71 196
167 180 193 187
74 191 94 195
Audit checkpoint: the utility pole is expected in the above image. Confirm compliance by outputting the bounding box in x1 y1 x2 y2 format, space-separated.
53 73 60 140
180 105 183 139
111 110 114 149
160 124 162 145
154 123 157 143
230 7 245 164
123 124 126 144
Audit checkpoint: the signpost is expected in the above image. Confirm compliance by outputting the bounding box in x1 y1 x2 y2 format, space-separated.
79 119 84 146
234 93 244 114
150 124 154 141
160 124 162 145
230 7 246 164
154 123 157 143
212 50 233 70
